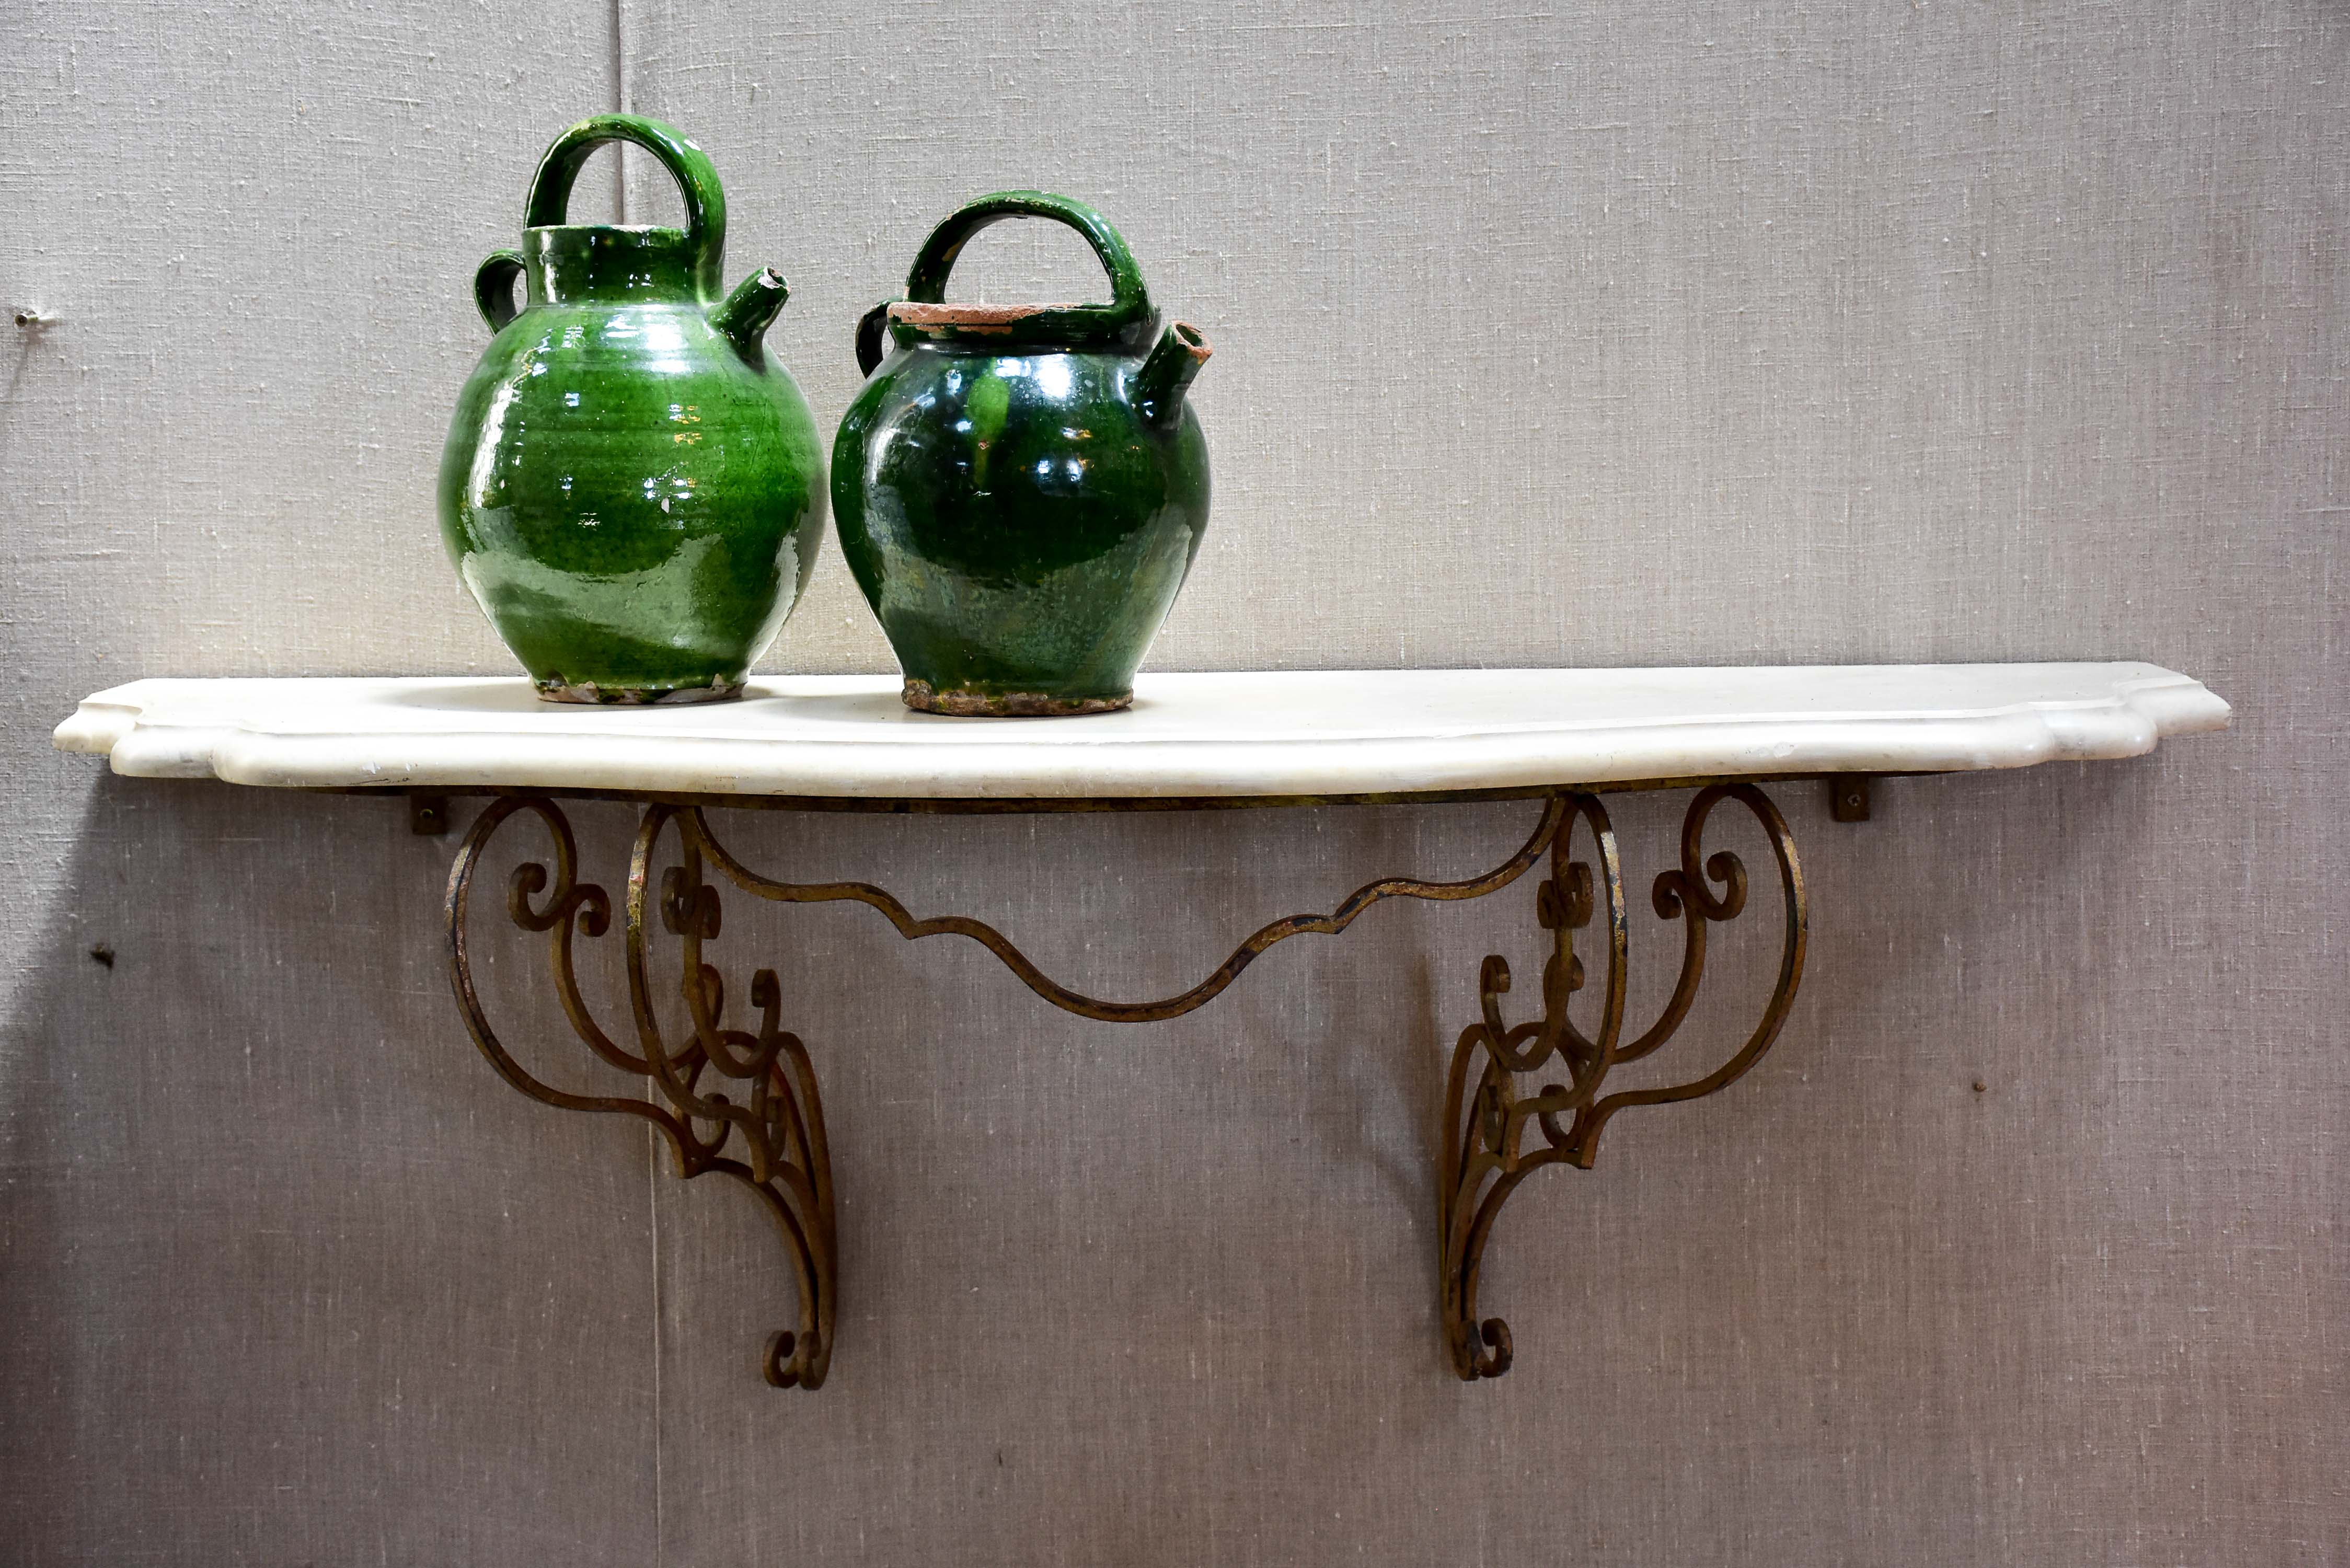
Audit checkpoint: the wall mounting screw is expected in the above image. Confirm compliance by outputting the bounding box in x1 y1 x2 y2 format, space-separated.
1829 776 1874 823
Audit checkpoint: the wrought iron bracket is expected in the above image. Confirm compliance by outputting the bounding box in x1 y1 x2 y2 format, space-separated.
1437 785 1807 1379
441 782 1808 1390
445 798 837 1388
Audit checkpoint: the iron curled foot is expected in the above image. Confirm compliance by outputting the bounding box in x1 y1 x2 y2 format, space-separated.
1437 785 1807 1382
445 794 837 1391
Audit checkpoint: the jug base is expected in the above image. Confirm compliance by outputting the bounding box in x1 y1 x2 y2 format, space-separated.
903 679 1130 718
536 676 746 706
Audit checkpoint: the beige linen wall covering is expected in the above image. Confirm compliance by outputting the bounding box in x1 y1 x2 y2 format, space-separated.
2 1 2341 1563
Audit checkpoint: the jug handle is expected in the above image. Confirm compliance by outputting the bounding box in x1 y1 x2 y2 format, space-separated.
522 113 728 300
474 249 526 333
884 191 1154 351
854 301 893 377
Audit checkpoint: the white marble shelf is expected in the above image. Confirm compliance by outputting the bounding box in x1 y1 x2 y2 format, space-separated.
52 664 2229 801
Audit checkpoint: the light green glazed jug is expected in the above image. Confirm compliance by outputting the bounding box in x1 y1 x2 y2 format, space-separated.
439 114 826 704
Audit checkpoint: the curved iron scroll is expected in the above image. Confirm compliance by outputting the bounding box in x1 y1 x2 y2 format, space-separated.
686 794 1569 1023
445 796 836 1390
439 785 1806 1391
1438 784 1807 1380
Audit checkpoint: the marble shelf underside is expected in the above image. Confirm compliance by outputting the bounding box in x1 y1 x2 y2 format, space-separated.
54 664 2230 801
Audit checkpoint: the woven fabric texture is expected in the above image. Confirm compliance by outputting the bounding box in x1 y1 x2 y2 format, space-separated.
0 2 2341 1562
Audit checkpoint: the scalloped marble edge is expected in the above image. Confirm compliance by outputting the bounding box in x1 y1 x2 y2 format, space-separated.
53 664 2230 800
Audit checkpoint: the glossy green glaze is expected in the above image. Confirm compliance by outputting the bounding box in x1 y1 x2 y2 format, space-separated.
439 114 824 704
833 192 1211 716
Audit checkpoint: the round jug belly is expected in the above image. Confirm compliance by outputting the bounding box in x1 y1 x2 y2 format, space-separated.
440 296 824 704
833 341 1209 716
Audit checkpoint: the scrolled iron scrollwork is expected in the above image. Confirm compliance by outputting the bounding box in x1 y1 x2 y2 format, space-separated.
446 795 835 1390
1438 783 1806 1381
687 794 1569 1023
442 780 1806 1391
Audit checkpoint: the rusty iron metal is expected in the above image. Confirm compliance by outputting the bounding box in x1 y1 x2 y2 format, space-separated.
1437 783 1807 1380
445 795 836 1389
1829 775 1873 822
685 793 1569 1023
439 780 1809 1390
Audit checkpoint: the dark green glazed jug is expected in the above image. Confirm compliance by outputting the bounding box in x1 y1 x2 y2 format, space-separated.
439 114 825 704
833 192 1212 716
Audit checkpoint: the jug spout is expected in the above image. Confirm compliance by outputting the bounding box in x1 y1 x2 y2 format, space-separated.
712 268 789 357
1134 321 1211 428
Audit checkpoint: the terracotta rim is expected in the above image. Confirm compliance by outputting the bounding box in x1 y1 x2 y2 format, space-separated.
887 302 1088 327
